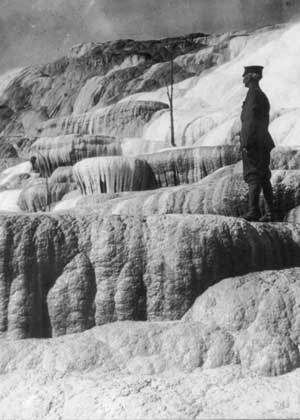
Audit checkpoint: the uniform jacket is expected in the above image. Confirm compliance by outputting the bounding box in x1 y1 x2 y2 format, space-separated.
240 86 275 152
240 85 275 183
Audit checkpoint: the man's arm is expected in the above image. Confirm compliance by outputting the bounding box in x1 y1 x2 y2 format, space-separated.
241 90 260 150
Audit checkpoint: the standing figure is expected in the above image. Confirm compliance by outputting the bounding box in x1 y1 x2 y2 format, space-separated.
240 66 275 222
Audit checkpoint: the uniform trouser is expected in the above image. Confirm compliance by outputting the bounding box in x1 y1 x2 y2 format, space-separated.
242 148 273 214
248 179 273 215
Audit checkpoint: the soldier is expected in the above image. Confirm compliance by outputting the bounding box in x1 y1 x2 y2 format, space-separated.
240 65 275 222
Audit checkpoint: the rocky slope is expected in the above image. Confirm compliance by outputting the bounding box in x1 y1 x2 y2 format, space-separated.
1 20 300 420
0 33 206 139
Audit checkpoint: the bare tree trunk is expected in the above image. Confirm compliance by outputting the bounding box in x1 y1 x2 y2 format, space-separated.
165 56 176 147
169 57 175 147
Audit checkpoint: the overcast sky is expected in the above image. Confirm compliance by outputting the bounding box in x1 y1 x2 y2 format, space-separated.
0 0 300 73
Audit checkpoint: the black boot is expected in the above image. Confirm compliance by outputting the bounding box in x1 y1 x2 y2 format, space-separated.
242 183 261 221
259 180 274 222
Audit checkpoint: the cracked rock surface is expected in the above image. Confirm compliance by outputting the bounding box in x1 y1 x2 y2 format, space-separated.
1 213 300 340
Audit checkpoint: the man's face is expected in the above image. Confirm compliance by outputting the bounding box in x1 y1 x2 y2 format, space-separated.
243 73 251 87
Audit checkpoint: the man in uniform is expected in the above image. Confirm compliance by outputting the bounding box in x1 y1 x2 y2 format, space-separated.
240 65 275 222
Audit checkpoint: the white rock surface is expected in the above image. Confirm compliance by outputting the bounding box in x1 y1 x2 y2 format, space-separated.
0 162 32 188
0 322 300 420
0 189 22 212
135 23 300 148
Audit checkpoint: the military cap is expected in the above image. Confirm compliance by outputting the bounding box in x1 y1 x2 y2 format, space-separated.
243 66 264 77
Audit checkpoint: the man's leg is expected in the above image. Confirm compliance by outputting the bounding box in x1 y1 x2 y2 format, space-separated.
242 182 261 221
259 179 274 222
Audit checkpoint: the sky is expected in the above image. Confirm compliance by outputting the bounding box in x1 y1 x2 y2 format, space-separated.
0 0 300 73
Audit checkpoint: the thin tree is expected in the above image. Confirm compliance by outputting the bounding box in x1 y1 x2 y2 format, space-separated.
165 55 176 147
